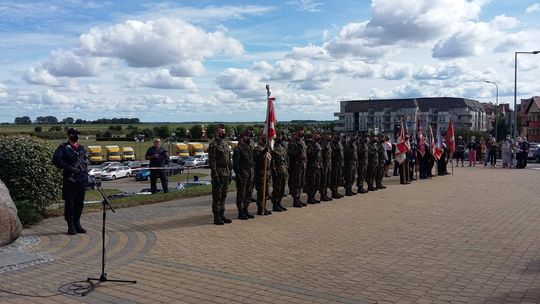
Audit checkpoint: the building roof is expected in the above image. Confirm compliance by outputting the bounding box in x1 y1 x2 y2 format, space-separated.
343 97 485 113
522 96 540 114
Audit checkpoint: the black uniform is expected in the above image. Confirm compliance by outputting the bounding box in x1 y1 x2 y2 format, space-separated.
145 146 169 194
52 142 88 234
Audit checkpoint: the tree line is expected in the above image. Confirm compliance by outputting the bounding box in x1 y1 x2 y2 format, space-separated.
13 116 141 125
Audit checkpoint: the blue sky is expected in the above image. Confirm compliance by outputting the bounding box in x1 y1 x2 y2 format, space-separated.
1 0 540 122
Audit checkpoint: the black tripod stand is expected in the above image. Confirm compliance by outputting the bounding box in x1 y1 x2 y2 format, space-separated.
68 146 137 296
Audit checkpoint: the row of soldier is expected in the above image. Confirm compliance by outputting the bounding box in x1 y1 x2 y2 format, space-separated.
208 124 416 225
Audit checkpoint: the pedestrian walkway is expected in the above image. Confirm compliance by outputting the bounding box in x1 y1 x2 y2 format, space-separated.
1 166 540 303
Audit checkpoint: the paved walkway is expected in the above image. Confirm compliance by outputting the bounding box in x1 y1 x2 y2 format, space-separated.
1 165 540 304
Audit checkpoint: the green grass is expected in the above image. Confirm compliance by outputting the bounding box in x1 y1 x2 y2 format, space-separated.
0 123 196 134
85 188 123 201
168 172 208 182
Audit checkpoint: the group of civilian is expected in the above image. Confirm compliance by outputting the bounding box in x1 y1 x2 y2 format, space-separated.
454 135 532 169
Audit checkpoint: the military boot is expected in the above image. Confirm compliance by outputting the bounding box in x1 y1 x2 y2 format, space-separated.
66 221 76 235
299 196 308 206
243 207 255 219
237 207 248 220
320 191 330 201
220 210 232 224
376 183 386 189
292 196 303 208
277 200 287 211
74 219 87 233
367 182 377 191
358 187 367 194
214 213 224 225
331 190 341 199
345 188 354 196
307 195 317 204
272 201 282 212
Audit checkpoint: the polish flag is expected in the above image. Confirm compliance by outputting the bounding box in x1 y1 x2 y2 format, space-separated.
394 119 409 164
264 96 277 150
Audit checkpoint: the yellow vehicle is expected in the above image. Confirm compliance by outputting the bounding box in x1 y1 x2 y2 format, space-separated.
105 145 122 161
87 146 103 164
174 143 190 158
203 143 209 153
187 142 204 156
121 146 136 161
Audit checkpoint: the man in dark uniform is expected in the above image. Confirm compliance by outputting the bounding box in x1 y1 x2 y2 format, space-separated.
288 128 307 207
145 138 169 194
52 128 88 235
375 134 387 189
208 124 233 225
343 135 358 196
330 133 344 199
356 133 368 194
254 136 272 215
271 132 288 211
305 133 322 204
366 134 378 191
233 130 255 219
319 132 333 201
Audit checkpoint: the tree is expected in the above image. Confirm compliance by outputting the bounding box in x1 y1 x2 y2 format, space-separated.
108 125 115 130
154 125 171 139
61 117 74 124
0 135 62 225
114 125 122 131
34 126 42 132
35 116 58 124
175 127 187 139
48 126 63 132
189 125 203 140
206 124 216 139
14 116 32 124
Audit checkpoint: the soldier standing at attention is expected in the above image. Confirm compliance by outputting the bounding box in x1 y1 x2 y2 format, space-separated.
343 135 358 196
330 133 344 199
366 134 378 191
375 134 387 190
356 133 369 194
305 133 322 204
319 133 333 201
287 128 307 208
233 130 255 220
270 132 288 212
254 137 272 215
208 124 233 225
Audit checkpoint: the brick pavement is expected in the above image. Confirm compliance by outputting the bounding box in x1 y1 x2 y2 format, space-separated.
1 165 540 304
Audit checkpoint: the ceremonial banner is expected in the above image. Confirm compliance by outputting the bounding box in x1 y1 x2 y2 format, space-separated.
263 96 277 150
394 119 409 164
446 120 455 156
434 127 444 160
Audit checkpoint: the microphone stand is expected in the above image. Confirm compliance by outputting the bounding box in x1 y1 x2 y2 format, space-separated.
68 145 137 296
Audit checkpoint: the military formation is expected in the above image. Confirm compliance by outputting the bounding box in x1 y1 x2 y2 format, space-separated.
208 124 428 226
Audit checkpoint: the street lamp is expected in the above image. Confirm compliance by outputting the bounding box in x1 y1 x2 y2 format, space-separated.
484 80 498 140
513 51 540 139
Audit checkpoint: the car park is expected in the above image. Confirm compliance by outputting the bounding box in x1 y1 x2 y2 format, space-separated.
122 161 142 175
135 169 151 181
100 166 131 180
184 154 208 167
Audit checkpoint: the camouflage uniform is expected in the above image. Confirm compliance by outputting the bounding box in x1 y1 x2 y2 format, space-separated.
271 141 288 211
254 144 272 215
376 138 387 189
343 138 358 195
305 138 322 204
233 141 255 219
288 138 307 207
366 137 378 191
319 139 332 201
330 139 344 198
208 137 232 224
356 136 368 193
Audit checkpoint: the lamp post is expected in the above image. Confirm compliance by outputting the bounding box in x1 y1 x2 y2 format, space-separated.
484 80 498 140
513 51 540 139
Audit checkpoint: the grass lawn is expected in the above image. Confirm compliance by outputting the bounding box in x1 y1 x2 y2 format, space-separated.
168 172 208 183
85 188 123 201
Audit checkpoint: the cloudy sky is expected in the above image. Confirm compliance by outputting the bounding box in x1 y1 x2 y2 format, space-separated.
1 0 540 122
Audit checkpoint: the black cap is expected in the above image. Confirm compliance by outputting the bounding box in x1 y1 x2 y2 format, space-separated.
67 128 79 135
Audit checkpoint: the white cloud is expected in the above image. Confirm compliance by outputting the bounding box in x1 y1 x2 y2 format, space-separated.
86 84 102 94
287 45 330 60
78 18 244 68
170 60 206 77
287 0 323 12
23 66 62 86
216 68 260 98
142 5 274 24
526 3 540 13
43 49 105 77
122 69 197 90
413 60 467 80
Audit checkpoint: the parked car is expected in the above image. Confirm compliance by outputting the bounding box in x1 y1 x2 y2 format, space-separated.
534 147 540 163
86 175 102 190
88 167 103 178
123 161 142 175
166 163 184 176
184 154 208 167
528 142 539 159
98 161 122 170
135 169 151 181
100 166 131 180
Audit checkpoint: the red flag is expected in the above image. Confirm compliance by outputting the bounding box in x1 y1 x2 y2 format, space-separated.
417 116 425 157
394 119 409 164
433 127 444 160
446 120 455 156
264 96 277 149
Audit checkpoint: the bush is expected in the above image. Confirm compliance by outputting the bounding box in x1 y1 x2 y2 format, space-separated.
0 135 62 225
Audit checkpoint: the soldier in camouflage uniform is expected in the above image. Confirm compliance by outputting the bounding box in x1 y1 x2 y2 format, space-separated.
305 133 322 204
366 134 378 191
271 132 288 212
375 134 387 190
233 130 255 220
254 137 272 216
330 133 344 199
343 135 358 196
319 133 333 201
288 128 307 208
356 133 368 194
208 124 233 225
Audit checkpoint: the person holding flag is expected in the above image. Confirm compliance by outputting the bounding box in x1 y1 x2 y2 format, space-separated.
445 120 455 174
394 119 410 185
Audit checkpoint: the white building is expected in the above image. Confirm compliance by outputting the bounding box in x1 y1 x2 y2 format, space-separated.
334 97 488 135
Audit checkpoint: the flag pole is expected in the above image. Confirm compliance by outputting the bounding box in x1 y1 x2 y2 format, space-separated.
262 84 271 213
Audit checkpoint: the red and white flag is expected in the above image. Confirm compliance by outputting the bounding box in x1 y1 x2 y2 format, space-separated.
417 116 425 157
394 119 409 164
263 96 277 150
446 120 455 156
434 127 444 160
